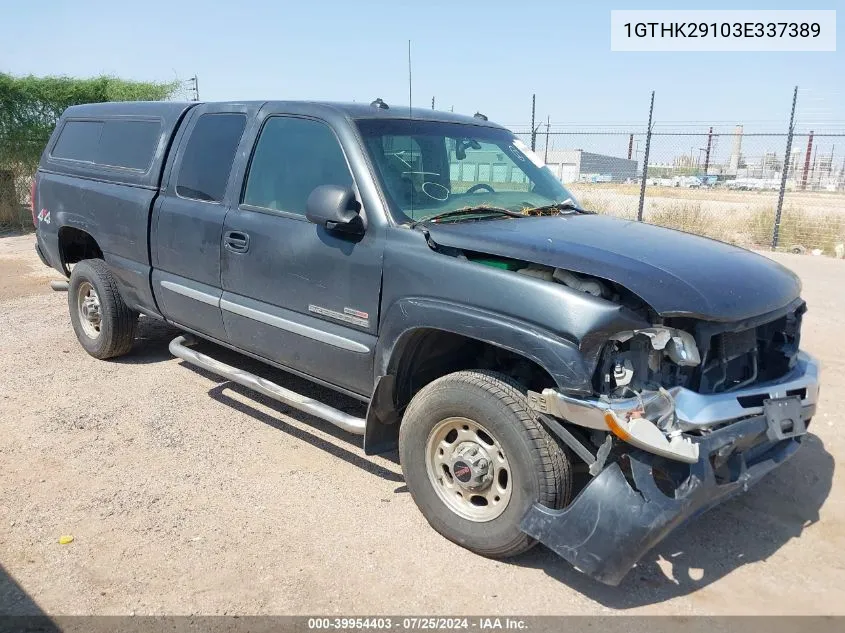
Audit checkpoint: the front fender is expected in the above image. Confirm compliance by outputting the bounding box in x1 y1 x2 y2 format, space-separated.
375 297 593 394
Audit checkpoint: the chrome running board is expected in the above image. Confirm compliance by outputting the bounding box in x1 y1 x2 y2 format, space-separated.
169 335 366 435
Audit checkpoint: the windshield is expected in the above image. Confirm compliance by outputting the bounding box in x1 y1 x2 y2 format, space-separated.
355 119 577 223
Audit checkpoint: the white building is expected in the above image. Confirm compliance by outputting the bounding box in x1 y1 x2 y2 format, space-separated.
542 150 639 183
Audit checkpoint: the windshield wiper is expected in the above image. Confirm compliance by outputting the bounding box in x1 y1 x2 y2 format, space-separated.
409 206 524 228
521 198 592 216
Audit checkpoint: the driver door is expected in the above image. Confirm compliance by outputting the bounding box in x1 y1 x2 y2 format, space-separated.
219 111 383 397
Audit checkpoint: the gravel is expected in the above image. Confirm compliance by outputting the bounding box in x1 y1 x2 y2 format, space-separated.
1 233 843 615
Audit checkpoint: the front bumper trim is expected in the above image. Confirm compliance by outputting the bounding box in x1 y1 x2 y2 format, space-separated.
528 351 820 434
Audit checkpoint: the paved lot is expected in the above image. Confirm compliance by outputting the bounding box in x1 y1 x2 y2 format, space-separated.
1 232 843 615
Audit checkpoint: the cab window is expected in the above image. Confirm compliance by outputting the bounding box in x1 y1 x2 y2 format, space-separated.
243 117 353 215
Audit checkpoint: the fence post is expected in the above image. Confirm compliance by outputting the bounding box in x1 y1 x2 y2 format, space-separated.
637 91 655 222
544 116 550 163
772 86 798 250
530 94 537 151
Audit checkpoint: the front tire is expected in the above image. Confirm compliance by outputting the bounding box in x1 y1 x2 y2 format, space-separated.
68 259 138 359
399 370 571 558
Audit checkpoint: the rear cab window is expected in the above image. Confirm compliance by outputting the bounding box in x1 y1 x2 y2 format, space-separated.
51 118 162 171
176 113 247 203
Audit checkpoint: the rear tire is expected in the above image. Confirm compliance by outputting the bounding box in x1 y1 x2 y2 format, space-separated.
68 259 138 359
399 370 571 558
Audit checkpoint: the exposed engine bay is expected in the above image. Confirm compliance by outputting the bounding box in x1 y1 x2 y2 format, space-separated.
595 307 804 400
464 251 807 465
464 252 803 403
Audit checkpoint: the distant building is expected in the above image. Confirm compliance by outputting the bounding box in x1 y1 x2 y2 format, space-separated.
449 148 638 185
542 150 638 183
762 151 782 173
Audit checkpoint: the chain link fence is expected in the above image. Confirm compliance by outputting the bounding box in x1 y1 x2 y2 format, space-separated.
510 126 845 257
0 135 43 231
4 89 845 257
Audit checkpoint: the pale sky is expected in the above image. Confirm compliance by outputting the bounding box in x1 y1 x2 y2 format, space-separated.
2 0 841 133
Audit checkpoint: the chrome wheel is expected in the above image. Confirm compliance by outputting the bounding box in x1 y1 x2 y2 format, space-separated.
425 416 512 522
77 281 102 339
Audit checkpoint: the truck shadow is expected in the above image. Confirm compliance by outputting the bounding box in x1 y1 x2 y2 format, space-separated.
0 563 56 624
111 315 183 365
513 431 834 608
169 336 403 483
204 379 403 483
115 322 404 480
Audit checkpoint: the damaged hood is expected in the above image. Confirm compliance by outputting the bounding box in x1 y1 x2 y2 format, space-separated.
424 214 801 321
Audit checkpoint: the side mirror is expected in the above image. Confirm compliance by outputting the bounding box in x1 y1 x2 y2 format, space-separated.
305 185 364 234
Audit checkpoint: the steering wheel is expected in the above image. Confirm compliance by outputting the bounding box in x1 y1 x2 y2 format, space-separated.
465 183 495 194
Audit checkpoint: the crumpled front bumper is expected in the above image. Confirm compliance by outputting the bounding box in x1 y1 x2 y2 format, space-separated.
520 352 819 586
521 419 800 585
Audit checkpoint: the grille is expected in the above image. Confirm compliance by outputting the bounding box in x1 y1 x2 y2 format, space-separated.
697 308 801 394
719 328 757 360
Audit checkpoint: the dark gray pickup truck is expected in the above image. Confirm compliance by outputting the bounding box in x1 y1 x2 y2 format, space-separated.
33 99 820 585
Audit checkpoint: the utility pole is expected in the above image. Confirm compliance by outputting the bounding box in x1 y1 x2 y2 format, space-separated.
530 94 537 151
801 131 814 190
627 134 634 160
637 91 655 222
188 75 199 101
704 126 713 173
431 96 435 110
811 145 818 189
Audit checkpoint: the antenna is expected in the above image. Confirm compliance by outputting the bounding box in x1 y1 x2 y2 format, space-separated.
408 39 413 117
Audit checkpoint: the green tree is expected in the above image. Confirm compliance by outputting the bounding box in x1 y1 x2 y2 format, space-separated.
0 73 178 228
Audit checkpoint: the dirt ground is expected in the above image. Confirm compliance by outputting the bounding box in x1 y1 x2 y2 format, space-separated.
1 232 843 616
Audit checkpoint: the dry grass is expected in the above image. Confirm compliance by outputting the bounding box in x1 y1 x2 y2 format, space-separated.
631 201 845 255
646 203 722 240
0 204 33 233
569 184 845 257
749 206 845 254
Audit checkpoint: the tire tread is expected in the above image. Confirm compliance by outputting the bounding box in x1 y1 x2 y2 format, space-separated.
400 369 571 558
68 259 138 359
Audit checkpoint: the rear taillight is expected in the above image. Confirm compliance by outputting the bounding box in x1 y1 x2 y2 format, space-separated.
30 177 37 227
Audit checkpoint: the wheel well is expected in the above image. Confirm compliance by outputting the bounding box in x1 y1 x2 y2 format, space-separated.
364 329 559 455
58 227 102 274
392 329 555 411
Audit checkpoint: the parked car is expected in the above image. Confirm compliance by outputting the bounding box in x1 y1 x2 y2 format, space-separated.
677 175 702 188
33 99 820 585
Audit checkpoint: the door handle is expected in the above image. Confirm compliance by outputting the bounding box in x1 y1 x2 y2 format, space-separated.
224 231 250 253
